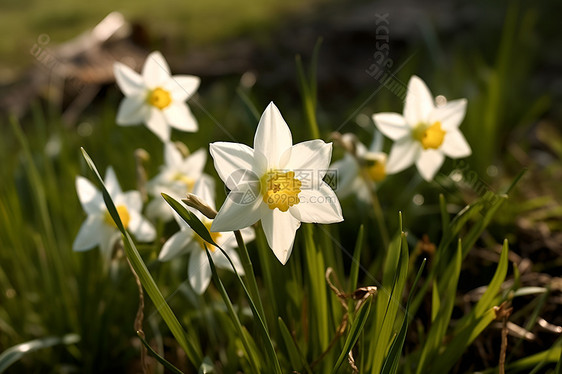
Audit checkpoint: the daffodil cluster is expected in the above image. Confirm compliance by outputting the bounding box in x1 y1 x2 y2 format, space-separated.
74 52 472 283
330 75 472 204
73 50 349 301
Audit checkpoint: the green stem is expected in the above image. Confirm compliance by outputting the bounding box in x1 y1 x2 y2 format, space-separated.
234 230 268 331
255 226 279 320
303 224 330 355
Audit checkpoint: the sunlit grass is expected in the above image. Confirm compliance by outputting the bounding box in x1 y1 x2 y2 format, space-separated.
1 2 561 373
0 0 329 74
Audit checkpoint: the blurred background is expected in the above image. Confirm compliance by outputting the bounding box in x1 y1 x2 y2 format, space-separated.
1 0 561 372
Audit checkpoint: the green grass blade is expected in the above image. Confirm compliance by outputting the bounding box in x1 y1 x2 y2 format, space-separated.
503 168 527 194
370 230 409 374
0 334 80 373
164 193 282 373
380 258 426 374
278 317 313 374
554 349 562 374
136 332 184 374
473 239 509 318
332 299 372 373
431 307 497 374
476 340 562 374
205 247 262 373
161 193 218 246
453 240 509 336
236 86 261 122
234 230 268 331
431 281 440 323
295 55 320 139
349 225 364 293
81 148 202 366
303 223 330 352
416 240 462 374
461 195 508 259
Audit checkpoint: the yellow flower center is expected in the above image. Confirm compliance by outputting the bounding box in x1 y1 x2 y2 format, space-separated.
146 87 172 110
413 121 446 150
194 221 221 252
363 156 386 182
172 172 195 191
104 205 130 229
261 170 302 212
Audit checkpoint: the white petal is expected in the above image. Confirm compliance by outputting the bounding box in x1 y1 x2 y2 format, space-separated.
254 102 293 167
104 167 122 198
441 130 472 158
352 177 372 203
145 198 174 222
113 62 144 96
369 130 384 153
164 102 198 132
261 208 301 265
116 95 148 126
283 140 332 181
122 190 143 213
180 148 207 178
146 108 171 142
209 142 258 188
188 250 212 294
159 231 193 261
212 248 245 275
73 215 103 251
330 154 360 199
386 139 421 174
164 142 183 168
218 227 255 249
428 99 467 131
216 231 237 249
192 178 216 211
211 195 263 232
164 75 200 101
76 176 102 215
142 51 171 88
415 149 445 181
404 75 435 126
128 210 156 242
100 230 121 261
290 183 343 224
372 113 410 140
239 226 256 244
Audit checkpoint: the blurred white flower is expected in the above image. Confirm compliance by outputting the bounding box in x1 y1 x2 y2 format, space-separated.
146 142 212 222
73 167 156 260
330 131 387 202
113 51 200 142
373 75 471 181
209 102 343 265
159 180 253 294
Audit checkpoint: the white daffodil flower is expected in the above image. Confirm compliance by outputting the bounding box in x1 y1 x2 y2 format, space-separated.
113 51 200 142
330 131 387 202
146 142 212 222
209 102 343 265
159 180 252 294
73 167 156 260
373 75 471 181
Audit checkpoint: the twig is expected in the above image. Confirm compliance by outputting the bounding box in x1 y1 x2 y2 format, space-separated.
496 301 513 374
